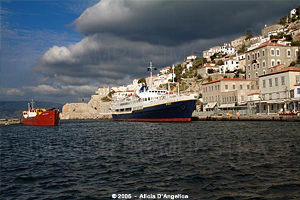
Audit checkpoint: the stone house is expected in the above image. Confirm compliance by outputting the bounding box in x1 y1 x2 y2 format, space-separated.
245 40 299 90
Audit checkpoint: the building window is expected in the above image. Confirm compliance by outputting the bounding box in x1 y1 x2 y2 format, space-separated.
257 52 260 58
263 60 266 68
297 88 300 95
225 85 228 89
287 49 291 57
277 59 281 65
262 49 265 57
247 54 250 60
233 85 236 89
270 48 275 56
296 75 300 83
263 80 266 88
269 78 272 87
253 64 256 70
255 72 258 78
257 63 260 69
248 65 251 71
271 59 275 67
248 74 251 79
240 85 243 89
276 48 280 56
247 85 250 89
281 76 285 85
263 70 266 75
275 77 278 86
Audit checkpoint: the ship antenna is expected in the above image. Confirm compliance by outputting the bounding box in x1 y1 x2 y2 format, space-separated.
147 60 157 90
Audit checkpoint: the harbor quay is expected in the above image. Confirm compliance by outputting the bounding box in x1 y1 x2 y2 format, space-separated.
192 111 300 122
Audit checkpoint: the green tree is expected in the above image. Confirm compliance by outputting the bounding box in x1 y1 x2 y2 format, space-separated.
216 60 224 65
279 16 288 25
174 64 183 82
246 30 253 40
238 44 247 53
138 78 147 86
192 57 207 69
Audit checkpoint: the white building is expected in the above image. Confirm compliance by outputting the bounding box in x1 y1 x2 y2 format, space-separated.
220 58 239 73
219 43 235 55
258 67 300 114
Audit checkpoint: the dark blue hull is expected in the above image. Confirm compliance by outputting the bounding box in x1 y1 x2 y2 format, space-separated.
112 99 197 122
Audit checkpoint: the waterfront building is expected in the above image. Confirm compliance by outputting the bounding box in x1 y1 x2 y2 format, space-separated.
245 39 299 90
202 78 253 111
258 67 300 114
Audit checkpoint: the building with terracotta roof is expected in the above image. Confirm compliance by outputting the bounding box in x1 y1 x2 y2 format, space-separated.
245 39 299 90
258 67 300 114
202 78 253 110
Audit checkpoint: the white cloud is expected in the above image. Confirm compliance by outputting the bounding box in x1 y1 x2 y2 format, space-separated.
0 88 25 96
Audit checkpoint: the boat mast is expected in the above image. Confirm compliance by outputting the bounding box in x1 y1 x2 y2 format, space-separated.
148 61 156 90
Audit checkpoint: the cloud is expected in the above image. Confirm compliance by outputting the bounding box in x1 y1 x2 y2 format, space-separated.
6 0 298 103
74 0 297 46
34 32 229 87
0 87 25 96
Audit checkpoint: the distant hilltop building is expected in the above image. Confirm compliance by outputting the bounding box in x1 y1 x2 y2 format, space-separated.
262 24 284 38
231 36 246 49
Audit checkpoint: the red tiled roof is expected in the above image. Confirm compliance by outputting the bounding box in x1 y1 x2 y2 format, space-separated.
259 67 300 77
270 64 282 69
248 92 260 96
246 40 287 52
203 78 247 85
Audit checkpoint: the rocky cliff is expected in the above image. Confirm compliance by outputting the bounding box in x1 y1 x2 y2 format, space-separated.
60 92 112 120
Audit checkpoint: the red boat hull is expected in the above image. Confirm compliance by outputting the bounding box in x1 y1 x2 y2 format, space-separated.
22 110 60 126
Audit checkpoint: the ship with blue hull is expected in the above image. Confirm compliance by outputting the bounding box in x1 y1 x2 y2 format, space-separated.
111 61 198 122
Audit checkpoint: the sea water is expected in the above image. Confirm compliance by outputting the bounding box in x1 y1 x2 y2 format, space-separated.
1 120 299 199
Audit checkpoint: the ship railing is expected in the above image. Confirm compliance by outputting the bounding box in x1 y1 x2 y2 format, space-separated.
111 93 198 112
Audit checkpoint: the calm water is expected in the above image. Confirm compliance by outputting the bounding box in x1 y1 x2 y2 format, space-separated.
1 120 300 200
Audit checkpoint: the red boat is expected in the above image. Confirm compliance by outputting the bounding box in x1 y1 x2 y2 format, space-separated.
22 100 60 126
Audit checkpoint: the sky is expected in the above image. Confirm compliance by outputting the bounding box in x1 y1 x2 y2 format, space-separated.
1 0 299 104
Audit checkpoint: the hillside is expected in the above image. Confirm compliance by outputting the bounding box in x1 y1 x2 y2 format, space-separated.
0 101 63 119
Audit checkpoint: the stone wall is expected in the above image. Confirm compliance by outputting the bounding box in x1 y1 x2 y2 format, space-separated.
61 102 112 120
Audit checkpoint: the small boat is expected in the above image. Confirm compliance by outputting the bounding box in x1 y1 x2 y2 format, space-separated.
111 61 198 122
22 100 60 126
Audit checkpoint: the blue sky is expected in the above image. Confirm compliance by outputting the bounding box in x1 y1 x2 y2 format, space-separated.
1 0 299 103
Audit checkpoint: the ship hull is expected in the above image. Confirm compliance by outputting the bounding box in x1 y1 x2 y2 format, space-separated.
22 110 60 126
112 99 197 122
